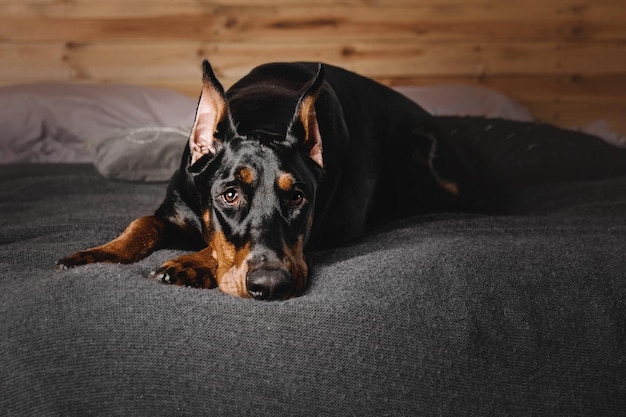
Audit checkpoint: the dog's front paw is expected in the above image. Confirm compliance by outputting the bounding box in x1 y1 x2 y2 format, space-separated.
151 252 217 289
56 250 110 269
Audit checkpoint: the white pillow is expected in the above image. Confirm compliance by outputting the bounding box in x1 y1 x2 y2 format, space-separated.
0 83 197 164
394 84 533 121
89 127 190 182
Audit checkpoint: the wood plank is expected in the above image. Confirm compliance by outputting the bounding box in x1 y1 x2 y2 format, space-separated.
1 3 625 43
2 0 624 10
482 75 626 135
2 43 624 136
0 0 623 13
0 43 72 80
2 41 624 86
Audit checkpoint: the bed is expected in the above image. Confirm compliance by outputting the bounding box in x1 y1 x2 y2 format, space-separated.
1 82 625 416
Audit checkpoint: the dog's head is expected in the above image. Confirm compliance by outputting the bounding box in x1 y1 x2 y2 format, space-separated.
187 60 324 300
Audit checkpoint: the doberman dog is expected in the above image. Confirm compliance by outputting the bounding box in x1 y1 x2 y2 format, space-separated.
57 60 626 300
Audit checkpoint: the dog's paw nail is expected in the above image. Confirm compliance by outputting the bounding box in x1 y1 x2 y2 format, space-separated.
151 271 171 284
55 261 70 270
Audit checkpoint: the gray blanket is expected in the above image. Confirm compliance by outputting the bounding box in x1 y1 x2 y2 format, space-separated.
1 164 625 416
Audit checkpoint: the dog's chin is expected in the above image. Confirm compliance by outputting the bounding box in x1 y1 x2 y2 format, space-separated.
216 263 250 298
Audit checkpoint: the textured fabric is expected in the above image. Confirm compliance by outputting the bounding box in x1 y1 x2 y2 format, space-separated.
1 164 625 416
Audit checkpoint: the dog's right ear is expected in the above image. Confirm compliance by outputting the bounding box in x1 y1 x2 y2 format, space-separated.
289 64 325 169
189 60 228 165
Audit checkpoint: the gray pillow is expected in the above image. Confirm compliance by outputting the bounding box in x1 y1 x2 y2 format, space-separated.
393 84 534 121
0 83 196 164
89 127 189 182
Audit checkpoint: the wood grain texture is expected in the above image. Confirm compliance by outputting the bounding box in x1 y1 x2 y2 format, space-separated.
1 2 625 42
0 0 624 135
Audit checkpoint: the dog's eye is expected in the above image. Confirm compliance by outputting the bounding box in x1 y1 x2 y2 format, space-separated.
291 190 305 207
221 188 240 205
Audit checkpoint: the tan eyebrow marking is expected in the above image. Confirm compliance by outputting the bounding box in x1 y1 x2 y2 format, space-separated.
277 172 295 191
237 166 256 185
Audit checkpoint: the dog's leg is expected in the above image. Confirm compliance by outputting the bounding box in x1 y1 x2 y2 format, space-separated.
56 215 170 268
150 247 218 289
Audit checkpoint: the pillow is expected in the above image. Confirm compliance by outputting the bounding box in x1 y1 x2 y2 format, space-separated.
393 84 534 121
580 120 626 148
0 83 197 164
89 126 190 182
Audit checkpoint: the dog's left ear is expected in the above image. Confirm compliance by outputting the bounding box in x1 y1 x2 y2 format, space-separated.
289 64 325 169
189 60 229 166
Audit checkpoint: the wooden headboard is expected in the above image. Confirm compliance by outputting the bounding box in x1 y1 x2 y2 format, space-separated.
1 0 625 136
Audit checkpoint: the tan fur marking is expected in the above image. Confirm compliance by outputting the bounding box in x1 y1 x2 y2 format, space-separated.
283 236 308 297
218 263 249 298
298 95 323 168
440 180 460 197
95 216 164 263
156 248 218 288
56 215 167 268
202 209 211 229
210 231 251 298
237 166 256 185
423 132 459 197
299 95 316 141
277 172 295 191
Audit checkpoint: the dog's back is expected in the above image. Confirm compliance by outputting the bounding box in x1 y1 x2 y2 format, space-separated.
225 62 626 244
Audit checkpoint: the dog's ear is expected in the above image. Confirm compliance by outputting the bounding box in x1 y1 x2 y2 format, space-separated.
189 60 229 165
289 64 325 169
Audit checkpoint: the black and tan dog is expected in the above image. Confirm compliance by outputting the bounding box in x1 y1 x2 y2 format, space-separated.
57 60 626 300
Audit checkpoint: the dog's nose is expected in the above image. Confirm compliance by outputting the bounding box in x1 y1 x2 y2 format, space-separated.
246 268 294 301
